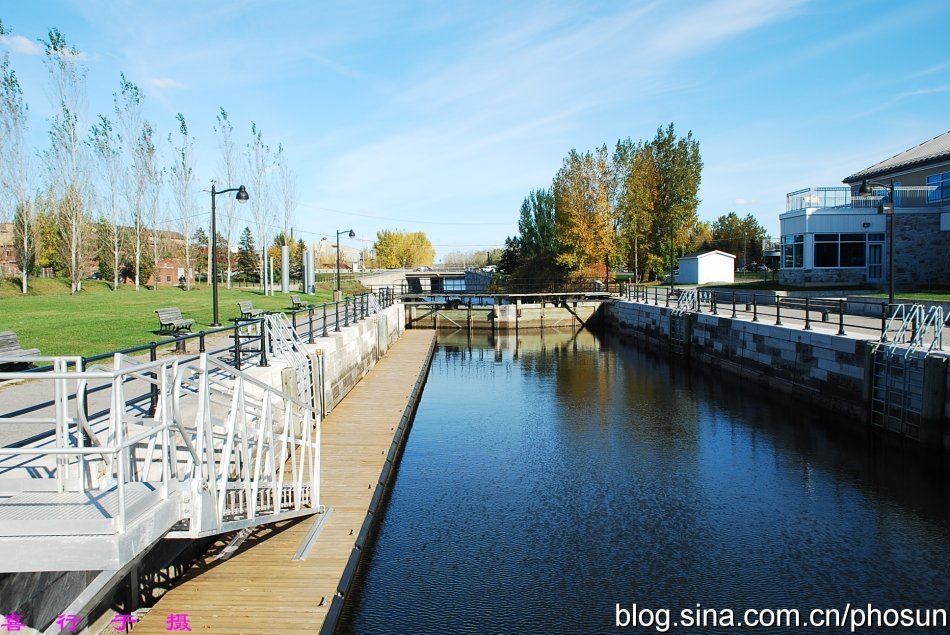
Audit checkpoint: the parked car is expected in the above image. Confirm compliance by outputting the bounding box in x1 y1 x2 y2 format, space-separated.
87 272 103 280
415 266 432 272
480 265 498 273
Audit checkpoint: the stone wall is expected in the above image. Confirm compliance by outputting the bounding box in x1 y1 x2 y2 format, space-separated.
893 213 950 288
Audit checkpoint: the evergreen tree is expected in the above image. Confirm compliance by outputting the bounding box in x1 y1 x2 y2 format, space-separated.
236 226 259 282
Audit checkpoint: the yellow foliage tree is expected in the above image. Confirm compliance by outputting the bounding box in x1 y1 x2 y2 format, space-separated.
552 146 616 270
373 230 435 268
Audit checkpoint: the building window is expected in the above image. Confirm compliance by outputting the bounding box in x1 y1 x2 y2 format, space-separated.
927 172 950 202
813 233 867 268
782 234 803 268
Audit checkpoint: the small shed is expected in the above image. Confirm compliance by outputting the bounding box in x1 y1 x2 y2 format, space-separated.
676 250 736 284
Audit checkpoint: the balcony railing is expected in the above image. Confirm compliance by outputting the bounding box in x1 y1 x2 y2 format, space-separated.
785 186 944 212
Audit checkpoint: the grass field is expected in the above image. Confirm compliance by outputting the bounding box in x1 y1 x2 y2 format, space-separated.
0 277 364 357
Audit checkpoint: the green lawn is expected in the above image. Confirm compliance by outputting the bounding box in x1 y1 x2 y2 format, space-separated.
0 278 363 357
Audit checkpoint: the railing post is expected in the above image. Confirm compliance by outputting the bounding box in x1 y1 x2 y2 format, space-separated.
260 318 268 367
775 298 783 326
711 291 718 316
199 331 206 353
335 300 341 332
803 298 812 330
731 292 737 319
881 303 888 342
292 310 297 331
148 343 158 416
838 300 846 336
308 307 314 344
344 297 350 327
234 323 243 371
323 303 329 337
752 294 759 323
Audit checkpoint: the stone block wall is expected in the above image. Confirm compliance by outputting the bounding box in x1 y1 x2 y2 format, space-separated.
894 213 950 288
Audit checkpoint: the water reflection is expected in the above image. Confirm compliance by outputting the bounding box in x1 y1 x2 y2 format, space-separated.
338 328 949 634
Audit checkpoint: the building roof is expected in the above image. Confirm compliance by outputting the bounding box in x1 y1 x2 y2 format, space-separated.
678 250 735 260
843 130 950 183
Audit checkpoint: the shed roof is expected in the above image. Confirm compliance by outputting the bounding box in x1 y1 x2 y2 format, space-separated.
678 250 736 261
843 130 950 183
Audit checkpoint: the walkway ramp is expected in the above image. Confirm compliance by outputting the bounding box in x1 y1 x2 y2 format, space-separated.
130 330 436 635
0 314 322 574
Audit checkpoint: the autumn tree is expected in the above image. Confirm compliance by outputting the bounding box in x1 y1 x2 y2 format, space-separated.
552 146 616 270
114 74 147 289
614 139 658 281
373 230 435 268
712 212 768 266
245 122 271 283
89 114 124 289
649 123 703 277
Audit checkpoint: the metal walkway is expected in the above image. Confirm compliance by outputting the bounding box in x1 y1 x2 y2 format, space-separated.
0 314 321 574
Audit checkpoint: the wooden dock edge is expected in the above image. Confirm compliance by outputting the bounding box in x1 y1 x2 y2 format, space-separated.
318 334 437 634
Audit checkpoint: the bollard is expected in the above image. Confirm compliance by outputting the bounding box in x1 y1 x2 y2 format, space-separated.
837 300 846 336
803 298 812 330
775 298 783 326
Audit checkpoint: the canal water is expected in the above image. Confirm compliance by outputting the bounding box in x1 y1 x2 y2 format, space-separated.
338 329 949 634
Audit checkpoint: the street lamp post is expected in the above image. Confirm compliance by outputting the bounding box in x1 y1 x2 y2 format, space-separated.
210 184 249 326
336 229 355 298
858 179 895 305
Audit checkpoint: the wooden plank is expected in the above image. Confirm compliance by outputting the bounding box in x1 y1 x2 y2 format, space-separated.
131 329 435 634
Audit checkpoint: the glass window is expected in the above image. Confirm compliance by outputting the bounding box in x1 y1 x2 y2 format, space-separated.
840 233 865 242
927 172 950 202
814 233 838 242
867 233 885 242
840 242 866 267
814 242 838 267
782 235 803 268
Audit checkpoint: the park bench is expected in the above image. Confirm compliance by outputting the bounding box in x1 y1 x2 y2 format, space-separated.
155 307 195 334
0 331 40 371
777 297 844 322
238 300 264 319
290 295 312 310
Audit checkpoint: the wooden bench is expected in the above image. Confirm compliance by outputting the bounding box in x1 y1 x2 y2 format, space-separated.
238 300 264 319
0 331 40 370
290 295 312 310
155 307 195 334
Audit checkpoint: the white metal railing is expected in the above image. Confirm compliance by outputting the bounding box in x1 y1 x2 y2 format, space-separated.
672 288 697 315
785 185 941 212
876 304 945 358
0 348 321 543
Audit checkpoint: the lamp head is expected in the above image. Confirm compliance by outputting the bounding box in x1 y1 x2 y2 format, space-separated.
347 229 356 238
236 185 249 203
858 180 873 196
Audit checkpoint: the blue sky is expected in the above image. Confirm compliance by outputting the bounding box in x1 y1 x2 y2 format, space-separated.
1 0 948 258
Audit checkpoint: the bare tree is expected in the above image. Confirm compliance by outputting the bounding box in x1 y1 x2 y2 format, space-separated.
168 113 196 290
42 28 90 294
88 115 123 289
214 108 240 288
275 143 298 246
114 74 147 290
245 122 271 285
140 121 164 289
0 30 35 293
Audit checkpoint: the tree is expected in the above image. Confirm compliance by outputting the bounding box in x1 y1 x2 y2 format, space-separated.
648 123 703 277
192 227 208 283
169 113 196 290
214 108 240 288
373 230 435 268
688 220 714 254
112 74 147 289
0 33 35 293
275 143 298 246
42 28 90 294
712 212 768 266
614 138 657 281
236 227 259 283
139 121 164 290
89 114 123 290
552 146 616 270
246 122 271 284
518 188 557 259
499 236 522 274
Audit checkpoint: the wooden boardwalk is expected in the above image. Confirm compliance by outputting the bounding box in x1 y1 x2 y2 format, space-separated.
131 330 436 634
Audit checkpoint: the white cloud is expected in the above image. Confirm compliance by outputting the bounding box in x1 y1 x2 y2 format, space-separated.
0 34 43 55
148 78 185 90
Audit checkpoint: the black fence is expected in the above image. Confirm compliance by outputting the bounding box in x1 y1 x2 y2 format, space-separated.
381 277 622 296
623 284 903 339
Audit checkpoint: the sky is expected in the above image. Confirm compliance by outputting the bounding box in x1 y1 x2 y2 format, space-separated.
1 0 948 260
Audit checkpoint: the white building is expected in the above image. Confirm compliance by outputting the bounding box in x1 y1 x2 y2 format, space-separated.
676 250 736 285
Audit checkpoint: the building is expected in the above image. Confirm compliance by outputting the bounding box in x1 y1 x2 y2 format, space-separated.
0 222 17 277
779 131 950 288
676 250 736 285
